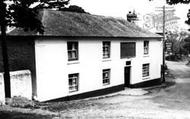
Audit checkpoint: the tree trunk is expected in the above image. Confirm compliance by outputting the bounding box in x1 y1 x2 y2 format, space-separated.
0 1 11 98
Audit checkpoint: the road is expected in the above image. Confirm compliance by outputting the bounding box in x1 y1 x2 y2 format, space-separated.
150 61 190 111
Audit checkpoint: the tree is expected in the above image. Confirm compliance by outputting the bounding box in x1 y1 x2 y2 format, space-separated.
166 0 190 5
149 0 190 4
184 37 190 53
61 5 88 13
0 0 70 98
166 31 189 60
36 0 70 10
184 36 190 64
165 0 190 65
0 0 43 98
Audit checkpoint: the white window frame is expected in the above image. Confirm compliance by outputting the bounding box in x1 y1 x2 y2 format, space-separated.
68 73 79 92
67 42 78 61
142 63 150 77
103 69 110 85
103 41 111 59
144 41 149 55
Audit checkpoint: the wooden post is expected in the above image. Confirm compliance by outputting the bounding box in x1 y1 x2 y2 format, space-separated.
162 5 166 83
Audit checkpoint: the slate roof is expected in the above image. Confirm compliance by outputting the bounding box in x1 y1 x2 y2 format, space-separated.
9 10 161 38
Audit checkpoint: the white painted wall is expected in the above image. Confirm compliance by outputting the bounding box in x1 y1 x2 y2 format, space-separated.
130 39 163 84
10 70 32 99
35 38 162 101
0 74 5 104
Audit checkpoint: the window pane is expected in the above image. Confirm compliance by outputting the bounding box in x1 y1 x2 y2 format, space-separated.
103 41 110 58
144 41 149 55
67 42 78 61
142 64 149 77
68 73 79 92
121 42 136 58
103 69 110 85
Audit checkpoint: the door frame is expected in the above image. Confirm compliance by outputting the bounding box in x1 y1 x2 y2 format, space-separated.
124 66 131 87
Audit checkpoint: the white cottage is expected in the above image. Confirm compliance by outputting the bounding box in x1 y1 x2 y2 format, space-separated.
9 10 163 102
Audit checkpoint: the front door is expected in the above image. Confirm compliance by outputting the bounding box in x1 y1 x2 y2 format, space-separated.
124 66 131 87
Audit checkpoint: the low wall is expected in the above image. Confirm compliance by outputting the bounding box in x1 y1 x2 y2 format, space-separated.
10 70 32 99
0 70 32 104
0 74 5 105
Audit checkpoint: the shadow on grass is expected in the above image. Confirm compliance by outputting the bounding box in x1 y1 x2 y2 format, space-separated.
0 111 53 119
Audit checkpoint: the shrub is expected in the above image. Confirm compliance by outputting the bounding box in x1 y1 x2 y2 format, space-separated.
7 96 36 108
165 55 180 61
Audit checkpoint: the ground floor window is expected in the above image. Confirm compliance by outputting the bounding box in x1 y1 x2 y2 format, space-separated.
68 73 79 92
142 64 150 77
103 69 110 85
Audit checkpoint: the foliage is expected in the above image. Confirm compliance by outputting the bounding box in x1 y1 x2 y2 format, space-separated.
2 0 89 34
37 0 70 10
149 0 190 4
184 36 190 53
2 0 72 34
8 1 44 34
166 0 190 5
166 31 190 63
1 0 44 34
61 5 88 13
165 55 180 61
7 96 36 108
166 31 189 58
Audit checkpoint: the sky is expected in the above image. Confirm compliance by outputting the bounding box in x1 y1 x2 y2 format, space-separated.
70 0 190 32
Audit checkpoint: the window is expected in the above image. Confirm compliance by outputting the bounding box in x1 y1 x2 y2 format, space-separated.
68 73 79 92
67 42 78 61
103 41 111 59
142 64 150 77
103 69 110 85
121 42 136 58
144 41 149 55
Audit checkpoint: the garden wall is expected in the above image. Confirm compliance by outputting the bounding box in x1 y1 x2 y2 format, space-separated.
0 70 32 104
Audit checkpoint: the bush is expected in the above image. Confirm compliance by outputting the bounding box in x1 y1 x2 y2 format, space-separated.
7 96 36 108
61 5 88 14
165 55 180 61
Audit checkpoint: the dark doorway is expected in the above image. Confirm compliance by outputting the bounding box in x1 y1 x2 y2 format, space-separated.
124 66 131 87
